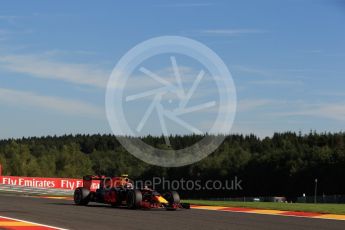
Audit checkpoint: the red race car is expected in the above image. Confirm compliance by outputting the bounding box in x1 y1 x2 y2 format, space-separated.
74 175 190 210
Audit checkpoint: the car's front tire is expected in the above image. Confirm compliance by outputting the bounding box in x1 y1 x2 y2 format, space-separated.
127 189 142 209
164 191 180 204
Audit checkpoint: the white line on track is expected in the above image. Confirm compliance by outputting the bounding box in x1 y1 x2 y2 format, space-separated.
0 215 69 230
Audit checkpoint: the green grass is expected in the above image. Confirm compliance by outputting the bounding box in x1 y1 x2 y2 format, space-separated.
183 200 345 215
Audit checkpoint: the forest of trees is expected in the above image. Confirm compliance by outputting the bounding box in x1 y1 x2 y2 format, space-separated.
0 132 344 199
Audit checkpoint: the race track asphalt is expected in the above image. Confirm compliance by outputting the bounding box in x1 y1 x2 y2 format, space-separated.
0 194 344 230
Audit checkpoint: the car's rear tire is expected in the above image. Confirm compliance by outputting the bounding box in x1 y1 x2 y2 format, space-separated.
74 187 90 205
127 189 142 209
164 191 180 204
110 189 121 207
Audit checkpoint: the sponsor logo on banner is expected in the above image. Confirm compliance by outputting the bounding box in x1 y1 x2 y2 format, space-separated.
0 176 99 190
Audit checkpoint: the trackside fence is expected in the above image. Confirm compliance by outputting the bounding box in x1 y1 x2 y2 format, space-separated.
0 176 98 196
0 183 73 196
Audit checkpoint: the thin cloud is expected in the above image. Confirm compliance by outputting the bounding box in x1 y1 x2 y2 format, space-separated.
315 91 345 97
0 15 18 23
238 99 276 112
302 49 323 54
0 54 110 88
123 65 208 93
233 65 341 76
154 3 213 7
0 29 10 41
206 99 275 115
273 103 345 122
232 65 305 86
0 29 8 35
0 88 104 118
41 49 99 57
317 104 345 121
249 79 304 86
200 29 265 36
231 65 273 77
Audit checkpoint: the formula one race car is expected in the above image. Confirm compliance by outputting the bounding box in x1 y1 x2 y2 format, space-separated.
74 175 190 210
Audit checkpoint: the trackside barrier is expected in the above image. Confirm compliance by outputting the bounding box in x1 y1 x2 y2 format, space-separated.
0 183 74 195
0 176 100 195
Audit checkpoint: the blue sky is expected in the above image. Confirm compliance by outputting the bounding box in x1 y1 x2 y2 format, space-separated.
0 0 344 139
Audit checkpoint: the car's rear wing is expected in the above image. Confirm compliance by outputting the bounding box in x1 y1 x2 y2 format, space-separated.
82 175 133 191
82 175 105 191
